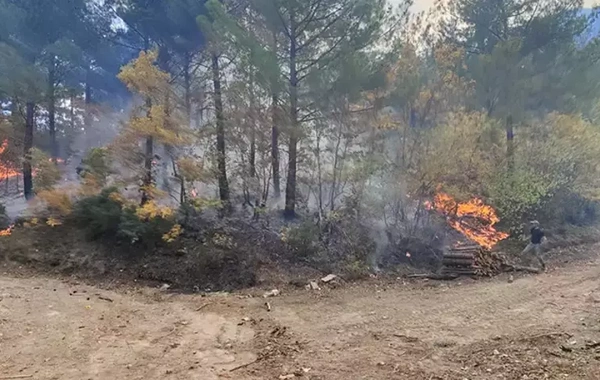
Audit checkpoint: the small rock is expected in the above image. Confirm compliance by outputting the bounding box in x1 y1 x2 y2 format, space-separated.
309 281 321 291
321 274 337 283
508 275 514 283
263 289 280 298
279 375 295 380
377 361 386 366
493 349 500 355
159 284 171 291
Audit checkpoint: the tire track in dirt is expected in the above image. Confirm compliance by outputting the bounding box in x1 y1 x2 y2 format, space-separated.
262 252 600 379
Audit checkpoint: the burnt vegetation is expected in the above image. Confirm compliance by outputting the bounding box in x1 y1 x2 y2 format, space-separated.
1 0 600 290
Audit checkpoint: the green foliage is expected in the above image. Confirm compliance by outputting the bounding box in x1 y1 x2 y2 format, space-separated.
80 147 111 187
72 187 175 246
282 214 374 278
283 221 322 260
117 206 174 246
72 188 123 240
487 170 553 233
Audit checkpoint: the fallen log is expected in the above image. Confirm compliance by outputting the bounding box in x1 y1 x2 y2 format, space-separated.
442 258 475 265
448 246 481 252
443 254 475 260
441 268 477 275
407 273 460 280
502 264 541 274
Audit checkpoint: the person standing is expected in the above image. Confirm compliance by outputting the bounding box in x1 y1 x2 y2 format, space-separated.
522 220 546 271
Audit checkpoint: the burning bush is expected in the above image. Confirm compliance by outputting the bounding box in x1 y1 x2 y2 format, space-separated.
414 111 600 231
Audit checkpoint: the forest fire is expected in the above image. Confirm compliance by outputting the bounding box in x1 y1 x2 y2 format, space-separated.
0 225 14 237
0 139 19 179
0 139 67 181
428 193 509 250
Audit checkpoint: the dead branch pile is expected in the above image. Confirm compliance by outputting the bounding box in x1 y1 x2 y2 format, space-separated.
473 249 505 276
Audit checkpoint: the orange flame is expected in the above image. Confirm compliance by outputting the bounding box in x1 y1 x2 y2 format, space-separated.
429 193 509 250
0 224 14 237
0 139 19 179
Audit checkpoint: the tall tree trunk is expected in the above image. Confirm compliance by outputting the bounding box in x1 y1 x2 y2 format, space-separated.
183 52 192 126
271 92 281 199
271 33 281 199
84 67 92 131
23 102 34 200
249 75 256 179
211 53 230 206
69 91 75 131
48 58 58 161
330 121 344 212
141 96 154 205
506 115 514 171
284 15 298 219
250 128 256 178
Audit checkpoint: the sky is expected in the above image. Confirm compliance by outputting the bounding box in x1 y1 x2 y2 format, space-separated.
392 0 598 13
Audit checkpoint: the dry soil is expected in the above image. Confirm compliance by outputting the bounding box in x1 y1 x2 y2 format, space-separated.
1 246 600 380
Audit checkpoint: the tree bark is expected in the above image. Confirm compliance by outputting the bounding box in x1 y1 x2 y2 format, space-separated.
271 92 281 199
84 67 92 131
506 115 514 171
271 33 281 199
183 52 192 126
284 15 298 219
211 53 230 206
48 58 58 161
23 102 34 200
141 96 154 206
249 76 256 179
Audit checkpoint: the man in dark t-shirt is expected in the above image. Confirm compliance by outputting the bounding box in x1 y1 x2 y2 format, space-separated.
522 220 546 271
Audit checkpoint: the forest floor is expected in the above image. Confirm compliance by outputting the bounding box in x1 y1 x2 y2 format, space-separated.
1 245 600 380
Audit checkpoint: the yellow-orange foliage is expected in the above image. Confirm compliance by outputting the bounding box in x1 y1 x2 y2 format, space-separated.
135 201 173 221
118 50 170 101
36 189 74 218
162 224 183 243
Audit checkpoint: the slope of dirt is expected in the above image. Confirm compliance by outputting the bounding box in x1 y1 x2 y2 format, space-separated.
2 246 600 379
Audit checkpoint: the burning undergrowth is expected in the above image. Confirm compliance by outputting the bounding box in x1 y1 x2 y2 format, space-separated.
427 192 510 250
0 139 19 179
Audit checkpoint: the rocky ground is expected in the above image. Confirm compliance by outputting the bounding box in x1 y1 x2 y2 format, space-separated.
1 244 600 379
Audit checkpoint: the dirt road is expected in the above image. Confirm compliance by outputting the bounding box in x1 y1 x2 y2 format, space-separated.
1 249 600 380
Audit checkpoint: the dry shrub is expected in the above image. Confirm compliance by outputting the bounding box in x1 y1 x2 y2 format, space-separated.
31 148 61 192
283 212 374 277
33 188 74 220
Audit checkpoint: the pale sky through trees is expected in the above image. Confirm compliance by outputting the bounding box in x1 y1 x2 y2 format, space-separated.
397 0 597 12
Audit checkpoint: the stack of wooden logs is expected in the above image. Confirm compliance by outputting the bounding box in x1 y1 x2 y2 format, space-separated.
473 248 504 276
408 243 540 280
441 244 507 277
441 244 479 276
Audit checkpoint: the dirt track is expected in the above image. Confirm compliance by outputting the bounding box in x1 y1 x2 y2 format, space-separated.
1 248 600 379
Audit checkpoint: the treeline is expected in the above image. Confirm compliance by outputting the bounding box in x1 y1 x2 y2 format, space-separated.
1 0 600 237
